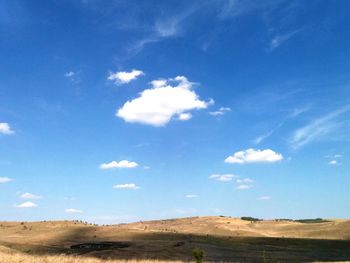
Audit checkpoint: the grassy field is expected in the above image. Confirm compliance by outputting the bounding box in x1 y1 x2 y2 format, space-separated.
0 246 183 263
1 216 350 262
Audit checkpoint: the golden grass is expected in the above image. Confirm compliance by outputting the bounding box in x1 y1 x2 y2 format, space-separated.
1 251 349 263
0 250 185 263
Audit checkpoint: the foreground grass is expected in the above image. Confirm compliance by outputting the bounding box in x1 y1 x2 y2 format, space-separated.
0 252 185 263
1 252 350 263
0 246 184 263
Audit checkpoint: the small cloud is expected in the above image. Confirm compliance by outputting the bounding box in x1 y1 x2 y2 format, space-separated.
64 71 75 77
0 123 14 135
236 178 254 184
328 160 337 165
185 194 198 198
14 201 37 208
108 69 144 85
270 30 300 50
225 148 283 164
236 184 252 190
209 174 237 182
258 196 271 200
0 177 13 183
65 208 83 214
100 160 138 170
116 76 213 127
178 112 192 121
20 193 43 200
64 71 80 83
209 107 231 116
113 183 140 190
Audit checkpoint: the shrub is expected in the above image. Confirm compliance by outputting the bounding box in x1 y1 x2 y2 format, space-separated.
192 248 204 263
295 218 329 223
241 216 261 222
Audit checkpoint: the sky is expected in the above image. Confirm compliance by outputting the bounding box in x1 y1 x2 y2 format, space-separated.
1 0 350 224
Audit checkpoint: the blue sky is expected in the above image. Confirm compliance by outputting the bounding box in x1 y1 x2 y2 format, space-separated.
1 0 350 224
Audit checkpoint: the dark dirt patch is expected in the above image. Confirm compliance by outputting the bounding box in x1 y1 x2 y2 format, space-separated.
70 242 130 250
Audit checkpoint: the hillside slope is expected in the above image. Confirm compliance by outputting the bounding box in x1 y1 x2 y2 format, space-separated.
1 216 350 262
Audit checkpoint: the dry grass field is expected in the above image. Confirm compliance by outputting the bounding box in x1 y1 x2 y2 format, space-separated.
0 245 184 263
1 216 350 262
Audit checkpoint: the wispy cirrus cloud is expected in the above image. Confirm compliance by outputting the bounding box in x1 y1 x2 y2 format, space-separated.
217 0 293 21
129 5 199 55
253 106 309 145
290 104 350 149
270 29 300 50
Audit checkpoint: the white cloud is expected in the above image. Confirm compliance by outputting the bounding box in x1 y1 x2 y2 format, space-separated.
209 107 231 116
178 112 192 121
116 76 213 127
20 193 43 200
270 30 300 49
64 71 75 77
0 123 14 135
129 7 198 56
328 160 337 165
253 122 284 145
155 18 181 38
108 69 144 85
64 71 81 83
15 201 37 208
100 160 138 170
290 105 350 149
0 177 12 183
185 194 198 198
253 107 309 145
113 183 140 190
225 148 283 164
258 196 271 200
209 174 237 182
65 208 83 214
236 184 252 190
236 178 254 184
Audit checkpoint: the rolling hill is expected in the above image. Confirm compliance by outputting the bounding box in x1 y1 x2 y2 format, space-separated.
1 216 350 262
